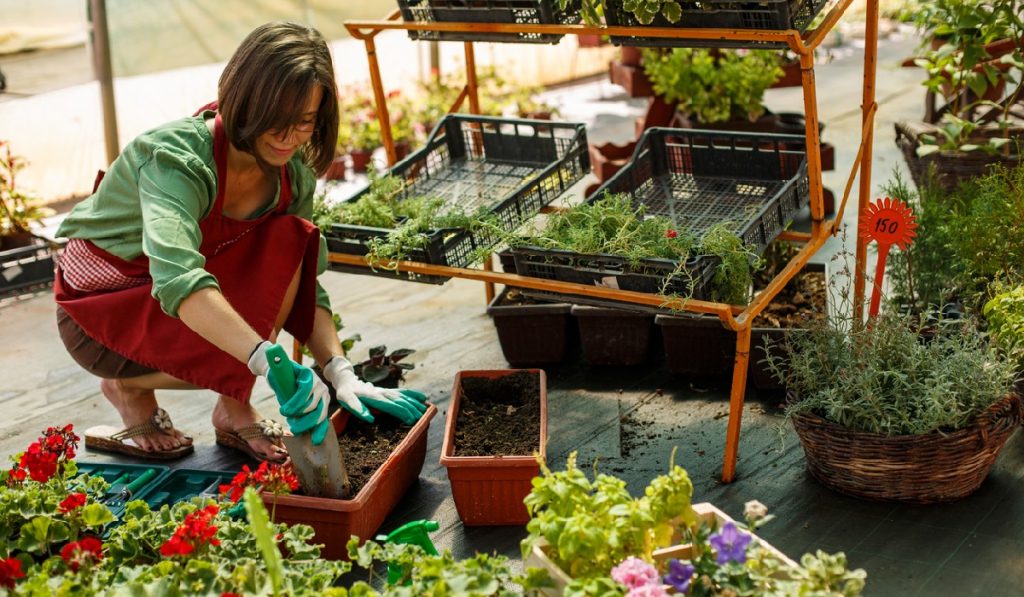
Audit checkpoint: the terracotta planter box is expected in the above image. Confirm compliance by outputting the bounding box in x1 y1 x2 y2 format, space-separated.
572 306 653 366
262 404 437 560
487 287 573 366
441 369 548 525
525 502 798 595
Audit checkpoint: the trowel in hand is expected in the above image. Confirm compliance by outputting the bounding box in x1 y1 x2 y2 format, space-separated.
265 344 349 499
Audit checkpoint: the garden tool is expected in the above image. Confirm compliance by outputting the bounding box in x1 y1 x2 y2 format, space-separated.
377 519 440 584
103 467 158 510
265 344 349 499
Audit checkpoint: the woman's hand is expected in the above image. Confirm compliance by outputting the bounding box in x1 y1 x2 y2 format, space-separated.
322 356 428 425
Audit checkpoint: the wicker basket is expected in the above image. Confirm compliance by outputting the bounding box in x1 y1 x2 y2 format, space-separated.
895 120 1023 192
791 393 1022 503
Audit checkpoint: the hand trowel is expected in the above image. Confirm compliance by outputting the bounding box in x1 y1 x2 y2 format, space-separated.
265 344 349 499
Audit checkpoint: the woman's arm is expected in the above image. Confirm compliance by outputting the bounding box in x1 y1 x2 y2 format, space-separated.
177 287 263 363
305 307 344 368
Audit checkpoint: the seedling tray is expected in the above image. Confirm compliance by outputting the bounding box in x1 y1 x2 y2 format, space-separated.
134 468 236 510
74 461 170 518
326 115 589 284
1 237 55 298
512 127 808 312
396 0 582 44
604 0 830 49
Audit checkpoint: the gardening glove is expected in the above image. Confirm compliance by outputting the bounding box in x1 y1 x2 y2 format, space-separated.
247 341 330 445
323 356 429 425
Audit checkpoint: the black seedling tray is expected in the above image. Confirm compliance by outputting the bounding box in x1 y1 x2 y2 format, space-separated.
513 127 809 312
1 238 55 298
396 0 582 44
326 114 589 284
604 0 830 49
134 468 237 510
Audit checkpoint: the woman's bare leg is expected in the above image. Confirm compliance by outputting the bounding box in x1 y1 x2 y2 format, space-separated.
211 263 302 461
100 371 196 452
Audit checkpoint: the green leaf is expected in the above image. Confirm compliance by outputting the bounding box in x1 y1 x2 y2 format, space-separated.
662 1 682 23
959 143 981 152
80 503 115 528
244 488 285 595
915 144 942 157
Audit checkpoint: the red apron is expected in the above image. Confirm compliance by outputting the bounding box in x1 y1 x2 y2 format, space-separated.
55 114 321 403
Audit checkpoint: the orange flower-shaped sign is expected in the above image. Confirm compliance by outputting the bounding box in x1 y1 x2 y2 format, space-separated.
859 197 918 318
857 197 917 250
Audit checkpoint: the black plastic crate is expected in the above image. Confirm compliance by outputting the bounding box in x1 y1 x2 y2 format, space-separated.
396 0 581 44
512 127 808 312
604 0 830 49
1 237 55 298
326 114 589 284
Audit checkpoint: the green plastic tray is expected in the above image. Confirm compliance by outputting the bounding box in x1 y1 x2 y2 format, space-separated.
134 468 237 510
74 461 170 518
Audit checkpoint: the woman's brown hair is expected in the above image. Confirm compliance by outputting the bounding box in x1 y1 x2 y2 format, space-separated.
218 22 339 175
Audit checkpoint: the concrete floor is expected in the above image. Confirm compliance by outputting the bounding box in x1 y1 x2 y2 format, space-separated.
2 20 1022 597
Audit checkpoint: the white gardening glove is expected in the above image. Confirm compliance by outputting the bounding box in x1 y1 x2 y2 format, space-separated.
247 340 330 429
322 356 428 424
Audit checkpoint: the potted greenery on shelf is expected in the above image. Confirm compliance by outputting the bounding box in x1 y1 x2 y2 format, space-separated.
770 255 1021 503
896 0 1024 191
984 283 1024 376
1 140 55 296
641 48 783 130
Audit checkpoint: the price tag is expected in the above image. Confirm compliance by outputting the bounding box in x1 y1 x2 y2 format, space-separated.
858 197 917 318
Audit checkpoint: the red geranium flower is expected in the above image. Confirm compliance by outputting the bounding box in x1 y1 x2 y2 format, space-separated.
60 536 104 572
159 505 221 558
59 492 88 514
0 557 23 589
219 462 298 503
665 229 678 239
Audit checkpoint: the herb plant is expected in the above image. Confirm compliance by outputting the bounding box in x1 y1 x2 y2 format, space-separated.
512 193 760 305
619 0 683 24
641 48 783 124
886 164 1024 312
771 255 1017 436
984 283 1024 372
354 345 416 388
0 140 53 240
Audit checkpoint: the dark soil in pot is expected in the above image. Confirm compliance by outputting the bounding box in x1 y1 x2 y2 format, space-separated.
338 416 412 494
751 268 827 328
454 371 540 456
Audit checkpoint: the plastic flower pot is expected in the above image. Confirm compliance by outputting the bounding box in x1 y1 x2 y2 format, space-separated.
524 502 798 595
262 404 436 560
572 305 653 366
655 314 734 378
440 369 547 526
349 148 375 173
324 155 348 180
487 287 573 367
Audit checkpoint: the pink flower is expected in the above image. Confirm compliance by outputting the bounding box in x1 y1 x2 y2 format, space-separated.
628 585 669 597
611 556 659 589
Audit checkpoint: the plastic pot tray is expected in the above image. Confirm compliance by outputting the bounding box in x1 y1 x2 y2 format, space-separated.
487 287 573 366
572 305 654 366
396 0 582 44
1 237 55 298
441 369 548 526
513 127 809 311
603 0 829 49
262 404 437 560
74 462 171 519
326 114 589 285
134 469 236 511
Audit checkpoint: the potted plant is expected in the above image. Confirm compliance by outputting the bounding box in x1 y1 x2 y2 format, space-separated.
896 0 1024 191
984 282 1024 377
520 453 866 596
770 258 1021 503
1 141 55 296
440 369 547 525
353 345 416 389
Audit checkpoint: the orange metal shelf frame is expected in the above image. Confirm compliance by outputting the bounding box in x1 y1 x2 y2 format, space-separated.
337 0 879 483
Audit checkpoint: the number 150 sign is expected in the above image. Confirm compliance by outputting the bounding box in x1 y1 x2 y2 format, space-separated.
857 197 918 318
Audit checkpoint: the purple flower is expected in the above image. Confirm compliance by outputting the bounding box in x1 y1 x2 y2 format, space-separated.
709 521 752 565
611 556 659 589
663 559 695 593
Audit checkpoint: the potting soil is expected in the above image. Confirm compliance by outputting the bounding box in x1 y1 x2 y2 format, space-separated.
338 416 411 495
454 371 540 457
752 269 826 328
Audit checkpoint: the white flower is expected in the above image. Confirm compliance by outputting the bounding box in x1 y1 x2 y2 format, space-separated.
152 408 173 432
258 419 285 440
744 500 768 521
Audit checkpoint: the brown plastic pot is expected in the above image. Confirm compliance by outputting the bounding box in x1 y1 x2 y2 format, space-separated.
324 155 348 180
349 149 374 173
572 306 653 366
262 404 436 560
487 287 572 366
441 369 548 525
654 315 734 378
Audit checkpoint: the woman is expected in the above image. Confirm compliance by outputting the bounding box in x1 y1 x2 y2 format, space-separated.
54 22 426 462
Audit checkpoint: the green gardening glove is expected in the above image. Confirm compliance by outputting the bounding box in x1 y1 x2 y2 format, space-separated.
261 344 331 445
322 356 428 425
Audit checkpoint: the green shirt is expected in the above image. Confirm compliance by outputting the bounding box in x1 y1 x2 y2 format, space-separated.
57 111 332 318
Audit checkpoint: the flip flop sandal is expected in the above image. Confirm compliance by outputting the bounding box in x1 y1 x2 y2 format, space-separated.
214 419 287 463
85 407 194 460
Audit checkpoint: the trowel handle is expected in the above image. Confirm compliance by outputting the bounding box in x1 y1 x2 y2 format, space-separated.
265 344 296 396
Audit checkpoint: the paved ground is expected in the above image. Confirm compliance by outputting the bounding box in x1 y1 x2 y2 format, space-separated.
2 11 1023 597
